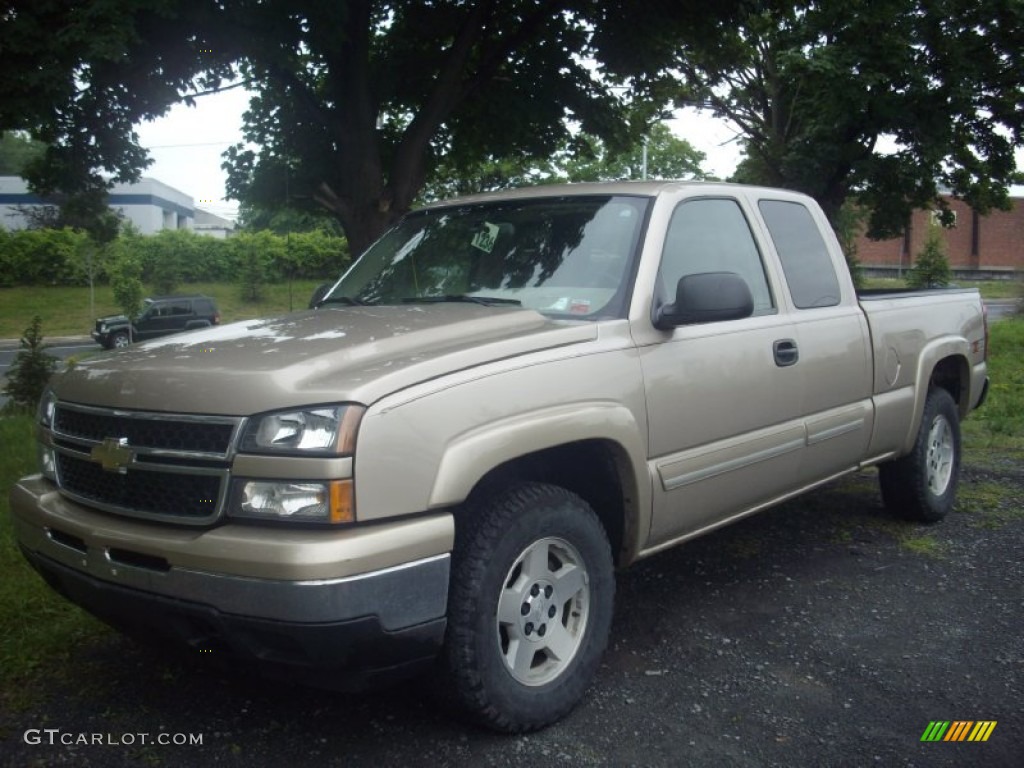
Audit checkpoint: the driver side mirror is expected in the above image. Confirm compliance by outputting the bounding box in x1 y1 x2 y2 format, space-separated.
653 271 754 330
309 283 332 309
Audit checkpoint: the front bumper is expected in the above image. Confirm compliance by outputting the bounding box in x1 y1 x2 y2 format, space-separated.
10 475 453 689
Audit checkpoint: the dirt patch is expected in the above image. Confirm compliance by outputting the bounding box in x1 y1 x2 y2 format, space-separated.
1 465 1021 767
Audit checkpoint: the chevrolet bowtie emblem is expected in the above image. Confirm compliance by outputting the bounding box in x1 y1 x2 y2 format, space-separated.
91 437 133 473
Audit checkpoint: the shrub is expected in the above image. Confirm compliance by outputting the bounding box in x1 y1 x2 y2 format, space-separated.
109 253 145 334
907 223 952 289
233 231 282 302
1 316 59 414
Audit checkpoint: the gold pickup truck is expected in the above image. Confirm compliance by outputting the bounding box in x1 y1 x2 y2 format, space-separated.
9 181 988 732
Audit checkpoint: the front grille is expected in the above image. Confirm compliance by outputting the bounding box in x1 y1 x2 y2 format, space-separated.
55 406 235 455
50 403 242 525
57 453 221 521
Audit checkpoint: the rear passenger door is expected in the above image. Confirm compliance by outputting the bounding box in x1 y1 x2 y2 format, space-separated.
756 198 873 484
638 196 807 546
136 300 192 340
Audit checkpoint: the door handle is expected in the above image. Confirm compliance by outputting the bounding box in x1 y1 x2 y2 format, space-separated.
773 339 799 367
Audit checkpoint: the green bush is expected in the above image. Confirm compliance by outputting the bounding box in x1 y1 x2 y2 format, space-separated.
0 228 94 286
233 231 281 302
1 316 59 414
907 223 952 289
0 225 350 288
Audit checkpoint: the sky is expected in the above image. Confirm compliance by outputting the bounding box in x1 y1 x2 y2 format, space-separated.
133 91 745 223
135 89 1021 223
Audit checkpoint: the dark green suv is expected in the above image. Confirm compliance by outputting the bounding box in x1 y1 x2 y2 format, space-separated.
92 295 221 349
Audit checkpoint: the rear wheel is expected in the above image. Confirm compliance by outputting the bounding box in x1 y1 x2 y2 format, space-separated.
879 387 961 522
444 483 614 732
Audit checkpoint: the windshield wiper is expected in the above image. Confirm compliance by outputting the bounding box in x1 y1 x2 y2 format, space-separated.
401 294 522 307
317 295 373 306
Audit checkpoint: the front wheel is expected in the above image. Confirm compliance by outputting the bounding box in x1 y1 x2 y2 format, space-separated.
111 332 130 349
879 387 961 522
444 483 614 732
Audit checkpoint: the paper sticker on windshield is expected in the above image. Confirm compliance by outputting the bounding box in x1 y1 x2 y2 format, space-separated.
569 299 591 314
471 222 500 253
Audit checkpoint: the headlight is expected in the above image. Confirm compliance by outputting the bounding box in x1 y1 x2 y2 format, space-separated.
38 389 57 428
231 479 354 524
239 405 363 456
37 390 58 481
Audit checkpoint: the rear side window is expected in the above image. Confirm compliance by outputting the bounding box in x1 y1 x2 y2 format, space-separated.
758 200 840 309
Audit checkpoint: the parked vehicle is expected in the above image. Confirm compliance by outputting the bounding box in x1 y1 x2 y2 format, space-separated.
91 295 220 348
12 182 988 732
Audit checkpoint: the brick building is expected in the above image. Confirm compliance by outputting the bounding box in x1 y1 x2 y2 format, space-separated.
855 194 1023 277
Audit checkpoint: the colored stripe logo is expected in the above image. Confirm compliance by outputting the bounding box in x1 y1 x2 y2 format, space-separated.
921 721 997 742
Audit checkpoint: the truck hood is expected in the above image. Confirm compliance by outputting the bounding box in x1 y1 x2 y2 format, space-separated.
54 305 597 414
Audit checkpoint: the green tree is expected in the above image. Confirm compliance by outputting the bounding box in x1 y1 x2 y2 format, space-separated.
231 231 283 302
661 0 1024 237
907 223 952 289
237 205 343 236
1 1 234 216
2 1 741 256
560 124 707 183
109 253 145 341
1 316 59 414
0 130 46 175
421 124 707 202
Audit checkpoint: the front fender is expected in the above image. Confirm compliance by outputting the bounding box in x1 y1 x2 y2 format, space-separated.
430 402 647 502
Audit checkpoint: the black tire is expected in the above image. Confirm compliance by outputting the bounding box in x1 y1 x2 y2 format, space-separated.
444 482 614 732
111 332 130 349
879 387 961 522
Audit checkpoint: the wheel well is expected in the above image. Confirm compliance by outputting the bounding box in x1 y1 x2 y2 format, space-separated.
930 355 968 408
464 440 636 567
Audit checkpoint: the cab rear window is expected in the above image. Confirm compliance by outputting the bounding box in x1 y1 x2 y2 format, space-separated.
759 200 841 309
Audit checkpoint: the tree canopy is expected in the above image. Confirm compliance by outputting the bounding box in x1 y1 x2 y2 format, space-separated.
420 123 708 201
1 0 737 253
0 131 46 176
5 0 1018 250
662 0 1024 236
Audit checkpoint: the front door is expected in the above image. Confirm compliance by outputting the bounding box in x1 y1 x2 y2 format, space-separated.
637 196 805 546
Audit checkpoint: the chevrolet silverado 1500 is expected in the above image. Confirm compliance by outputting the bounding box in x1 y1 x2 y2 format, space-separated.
10 181 988 732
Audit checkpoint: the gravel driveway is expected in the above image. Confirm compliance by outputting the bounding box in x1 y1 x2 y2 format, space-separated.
2 462 1021 767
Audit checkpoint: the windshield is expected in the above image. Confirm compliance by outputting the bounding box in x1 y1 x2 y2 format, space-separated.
322 195 649 319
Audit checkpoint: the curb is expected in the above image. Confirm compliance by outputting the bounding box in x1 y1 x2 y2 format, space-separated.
0 335 94 351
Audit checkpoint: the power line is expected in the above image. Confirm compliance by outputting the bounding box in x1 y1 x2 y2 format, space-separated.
144 140 238 149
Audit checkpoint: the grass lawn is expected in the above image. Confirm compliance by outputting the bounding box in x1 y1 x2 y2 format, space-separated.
0 279 330 339
862 276 1023 299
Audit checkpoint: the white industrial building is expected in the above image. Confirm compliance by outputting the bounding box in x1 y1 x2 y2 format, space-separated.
0 176 233 236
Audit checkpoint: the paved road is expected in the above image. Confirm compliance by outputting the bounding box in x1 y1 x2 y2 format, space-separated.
986 298 1019 321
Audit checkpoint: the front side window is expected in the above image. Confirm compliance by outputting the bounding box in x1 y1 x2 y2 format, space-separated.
323 195 650 319
657 198 774 315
